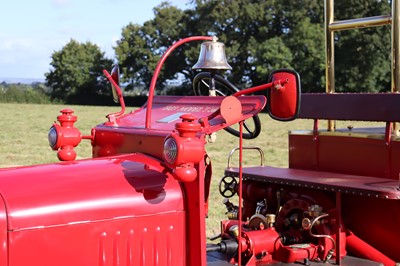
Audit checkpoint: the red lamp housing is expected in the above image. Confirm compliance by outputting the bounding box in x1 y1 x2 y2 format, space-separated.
48 108 82 161
163 114 205 182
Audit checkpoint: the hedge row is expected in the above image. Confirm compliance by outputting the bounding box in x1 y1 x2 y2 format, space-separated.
0 87 51 104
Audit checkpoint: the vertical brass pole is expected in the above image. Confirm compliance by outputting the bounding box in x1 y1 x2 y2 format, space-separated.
392 0 400 93
325 0 336 131
392 0 400 134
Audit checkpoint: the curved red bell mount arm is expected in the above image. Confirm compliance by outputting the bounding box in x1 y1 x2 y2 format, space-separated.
145 36 214 129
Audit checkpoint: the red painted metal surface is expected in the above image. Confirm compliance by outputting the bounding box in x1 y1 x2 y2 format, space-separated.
289 134 400 179
267 70 300 121
218 176 350 265
165 114 205 182
103 69 126 121
88 92 266 265
232 77 288 97
220 96 243 125
0 196 7 265
225 166 400 199
391 140 400 180
50 108 82 161
0 154 186 265
225 163 400 263
281 92 400 265
183 160 208 266
9 212 185 266
106 95 265 132
4 32 399 266
346 230 395 266
92 95 266 159
298 93 400 122
342 195 400 263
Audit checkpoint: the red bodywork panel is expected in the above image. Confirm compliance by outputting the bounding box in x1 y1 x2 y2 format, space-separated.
287 132 400 262
226 166 400 200
225 164 400 263
289 133 400 179
284 93 400 263
10 33 400 265
104 95 265 131
93 95 266 158
221 93 400 265
297 93 400 122
290 93 400 179
0 154 186 265
291 93 400 180
91 95 266 266
0 90 267 265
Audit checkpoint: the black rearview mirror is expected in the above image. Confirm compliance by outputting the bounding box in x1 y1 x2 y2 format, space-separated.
267 69 301 121
110 64 120 103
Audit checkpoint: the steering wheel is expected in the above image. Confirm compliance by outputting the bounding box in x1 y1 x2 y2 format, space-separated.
193 72 261 139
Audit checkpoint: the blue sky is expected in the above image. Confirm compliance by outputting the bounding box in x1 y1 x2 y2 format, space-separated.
0 0 191 80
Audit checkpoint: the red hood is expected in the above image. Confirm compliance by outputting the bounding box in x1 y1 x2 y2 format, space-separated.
0 154 183 230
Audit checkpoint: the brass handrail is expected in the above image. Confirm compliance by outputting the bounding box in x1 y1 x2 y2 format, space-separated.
329 15 391 31
324 0 399 132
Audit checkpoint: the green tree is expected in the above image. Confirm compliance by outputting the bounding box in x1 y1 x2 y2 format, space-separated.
179 0 324 91
334 0 391 92
115 3 192 94
114 0 390 94
115 0 324 92
45 39 113 103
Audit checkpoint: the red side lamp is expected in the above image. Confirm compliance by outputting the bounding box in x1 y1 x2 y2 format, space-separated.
48 108 83 161
163 114 205 182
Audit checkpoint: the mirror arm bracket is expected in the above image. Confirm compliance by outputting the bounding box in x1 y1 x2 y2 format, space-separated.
233 79 288 97
103 69 126 122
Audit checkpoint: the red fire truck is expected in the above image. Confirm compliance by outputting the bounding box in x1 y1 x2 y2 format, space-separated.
1 1 400 265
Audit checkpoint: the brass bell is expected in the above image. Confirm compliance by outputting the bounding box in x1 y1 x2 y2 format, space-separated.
192 36 232 70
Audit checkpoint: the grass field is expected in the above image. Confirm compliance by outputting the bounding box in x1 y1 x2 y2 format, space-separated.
0 102 379 238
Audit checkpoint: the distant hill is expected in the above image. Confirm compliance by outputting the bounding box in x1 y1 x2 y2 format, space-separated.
0 77 45 84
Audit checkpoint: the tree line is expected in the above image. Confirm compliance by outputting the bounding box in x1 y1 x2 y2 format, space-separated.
16 0 393 105
0 82 52 104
